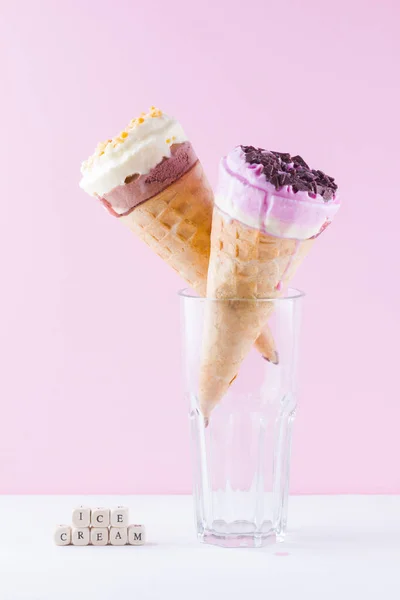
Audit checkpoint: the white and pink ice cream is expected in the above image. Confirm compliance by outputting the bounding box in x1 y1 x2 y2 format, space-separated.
79 107 198 217
215 145 340 240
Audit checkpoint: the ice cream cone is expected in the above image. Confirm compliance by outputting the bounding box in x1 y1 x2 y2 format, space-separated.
199 146 340 419
80 108 214 299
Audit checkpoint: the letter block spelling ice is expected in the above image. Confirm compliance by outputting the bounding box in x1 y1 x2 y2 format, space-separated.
110 506 129 527
91 508 110 527
72 506 91 528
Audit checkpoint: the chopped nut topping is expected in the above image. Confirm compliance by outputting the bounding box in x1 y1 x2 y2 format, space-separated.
82 107 163 169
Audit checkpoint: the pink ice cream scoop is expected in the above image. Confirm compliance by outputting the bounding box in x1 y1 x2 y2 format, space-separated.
100 141 198 217
215 145 340 240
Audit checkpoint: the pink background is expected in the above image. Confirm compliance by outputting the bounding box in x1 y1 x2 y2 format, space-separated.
1 0 399 494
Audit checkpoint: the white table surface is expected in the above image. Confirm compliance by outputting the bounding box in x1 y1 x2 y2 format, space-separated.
0 495 399 599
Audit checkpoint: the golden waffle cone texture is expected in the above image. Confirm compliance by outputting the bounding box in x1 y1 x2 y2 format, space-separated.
199 207 314 417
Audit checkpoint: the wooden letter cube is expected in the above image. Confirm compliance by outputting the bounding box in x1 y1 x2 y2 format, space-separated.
72 506 91 528
110 506 129 528
109 526 127 546
54 525 71 546
128 524 145 545
91 508 110 528
71 527 90 546
90 527 109 546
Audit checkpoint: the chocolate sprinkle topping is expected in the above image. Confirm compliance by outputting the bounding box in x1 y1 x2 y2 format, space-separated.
241 146 338 201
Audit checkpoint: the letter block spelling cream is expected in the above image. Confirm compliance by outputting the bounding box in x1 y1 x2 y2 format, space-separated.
71 527 90 546
128 524 145 545
72 506 91 528
54 525 71 546
90 527 109 546
91 508 110 528
110 506 129 528
109 527 127 546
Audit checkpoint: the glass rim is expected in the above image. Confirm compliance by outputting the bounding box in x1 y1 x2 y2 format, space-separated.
178 286 305 302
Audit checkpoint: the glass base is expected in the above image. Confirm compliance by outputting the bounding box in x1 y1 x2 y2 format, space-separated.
198 521 286 548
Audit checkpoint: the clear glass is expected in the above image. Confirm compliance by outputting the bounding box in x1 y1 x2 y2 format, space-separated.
179 288 304 548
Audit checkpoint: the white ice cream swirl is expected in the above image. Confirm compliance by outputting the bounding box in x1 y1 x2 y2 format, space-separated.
80 108 187 197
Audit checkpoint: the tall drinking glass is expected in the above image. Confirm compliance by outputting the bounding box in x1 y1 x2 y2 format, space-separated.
179 288 304 548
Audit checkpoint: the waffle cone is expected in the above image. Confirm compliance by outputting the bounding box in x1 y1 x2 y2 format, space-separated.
199 207 314 418
119 161 213 295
